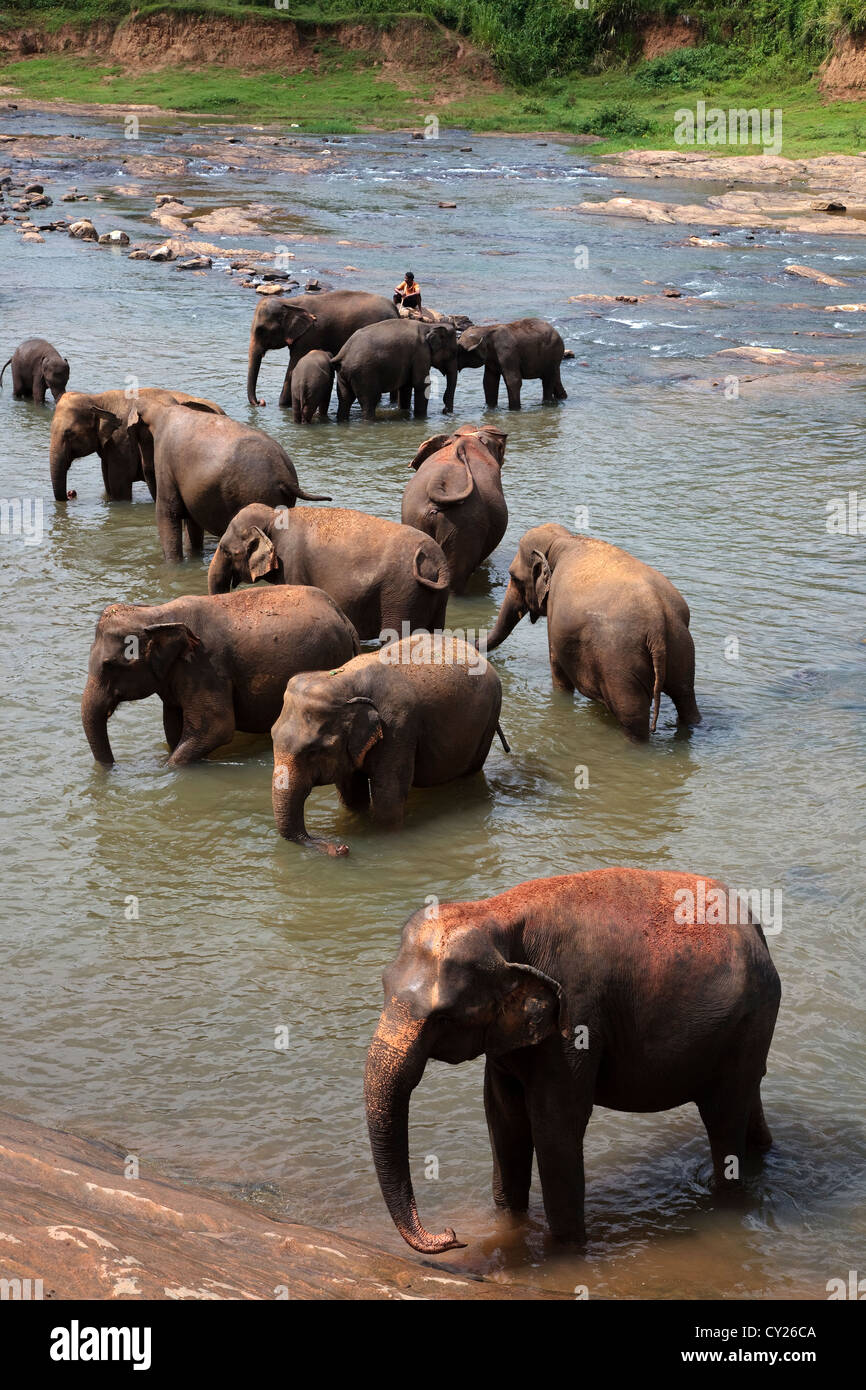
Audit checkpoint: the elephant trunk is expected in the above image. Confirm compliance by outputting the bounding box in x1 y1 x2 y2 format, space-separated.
81 677 115 766
207 547 235 594
247 336 265 407
50 440 73 502
484 579 527 652
272 754 348 855
364 1003 463 1254
441 362 458 414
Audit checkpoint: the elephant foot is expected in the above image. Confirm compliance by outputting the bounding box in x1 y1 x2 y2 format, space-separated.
291 834 350 857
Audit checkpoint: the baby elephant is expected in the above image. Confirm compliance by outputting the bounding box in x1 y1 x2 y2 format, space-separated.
208 503 449 640
291 350 334 422
402 424 508 594
366 868 781 1252
1 337 69 402
271 634 503 855
486 524 700 740
82 587 359 767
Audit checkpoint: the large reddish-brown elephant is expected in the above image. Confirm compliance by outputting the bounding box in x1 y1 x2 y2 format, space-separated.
365 868 781 1253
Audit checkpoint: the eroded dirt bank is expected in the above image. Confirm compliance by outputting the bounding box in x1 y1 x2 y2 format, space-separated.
0 11 497 88
0 1112 553 1300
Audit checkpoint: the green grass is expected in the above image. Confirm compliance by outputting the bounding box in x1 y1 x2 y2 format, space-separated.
2 2 866 154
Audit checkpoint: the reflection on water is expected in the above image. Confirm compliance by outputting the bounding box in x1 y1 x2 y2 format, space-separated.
0 114 864 1297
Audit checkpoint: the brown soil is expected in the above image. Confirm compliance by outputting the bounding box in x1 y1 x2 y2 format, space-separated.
0 12 498 91
819 31 866 98
641 17 699 61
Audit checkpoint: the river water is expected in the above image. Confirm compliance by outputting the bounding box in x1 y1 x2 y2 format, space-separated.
0 108 864 1298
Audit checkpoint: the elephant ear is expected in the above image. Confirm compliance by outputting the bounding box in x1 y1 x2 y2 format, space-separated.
459 326 490 354
345 696 383 768
531 548 552 615
476 427 507 467
246 526 278 581
486 962 561 1056
142 623 201 681
408 433 452 471
91 405 127 446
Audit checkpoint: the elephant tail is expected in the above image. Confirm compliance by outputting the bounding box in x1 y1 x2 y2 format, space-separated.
0 358 11 388
495 720 510 754
412 543 449 592
291 483 332 503
648 630 666 733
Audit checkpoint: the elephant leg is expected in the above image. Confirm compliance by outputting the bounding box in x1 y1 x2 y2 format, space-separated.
155 486 186 564
336 377 354 422
166 709 236 765
359 394 378 421
398 384 412 411
550 655 575 693
483 365 500 408
552 365 567 400
697 1083 752 1189
292 404 302 423
746 1093 773 1154
541 372 562 403
412 379 429 418
389 390 400 405
11 364 26 398
184 517 204 556
278 364 293 409
671 686 702 727
102 457 135 502
32 372 47 405
162 703 183 751
503 371 522 410
336 771 370 813
484 1060 533 1213
527 1056 591 1244
368 758 413 828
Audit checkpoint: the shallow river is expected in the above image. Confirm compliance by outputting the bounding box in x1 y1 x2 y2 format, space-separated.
0 110 864 1297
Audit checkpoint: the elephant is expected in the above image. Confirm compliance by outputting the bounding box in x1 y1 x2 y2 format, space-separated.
1 337 69 403
485 524 701 740
208 503 449 640
49 389 225 503
332 320 458 421
247 290 398 408
365 867 781 1253
93 397 329 561
457 318 567 409
290 350 334 423
271 633 504 855
402 424 508 594
82 586 359 767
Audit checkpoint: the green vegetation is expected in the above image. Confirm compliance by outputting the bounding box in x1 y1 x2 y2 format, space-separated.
1 2 866 153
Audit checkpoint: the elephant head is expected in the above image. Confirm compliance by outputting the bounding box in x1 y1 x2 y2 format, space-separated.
50 394 137 501
409 424 508 473
485 523 571 650
42 352 70 401
247 298 318 406
82 606 200 765
421 323 458 413
208 503 284 593
365 908 561 1252
271 672 382 856
457 324 500 370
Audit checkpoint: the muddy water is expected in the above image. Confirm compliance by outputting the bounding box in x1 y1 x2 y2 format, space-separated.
0 110 864 1298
